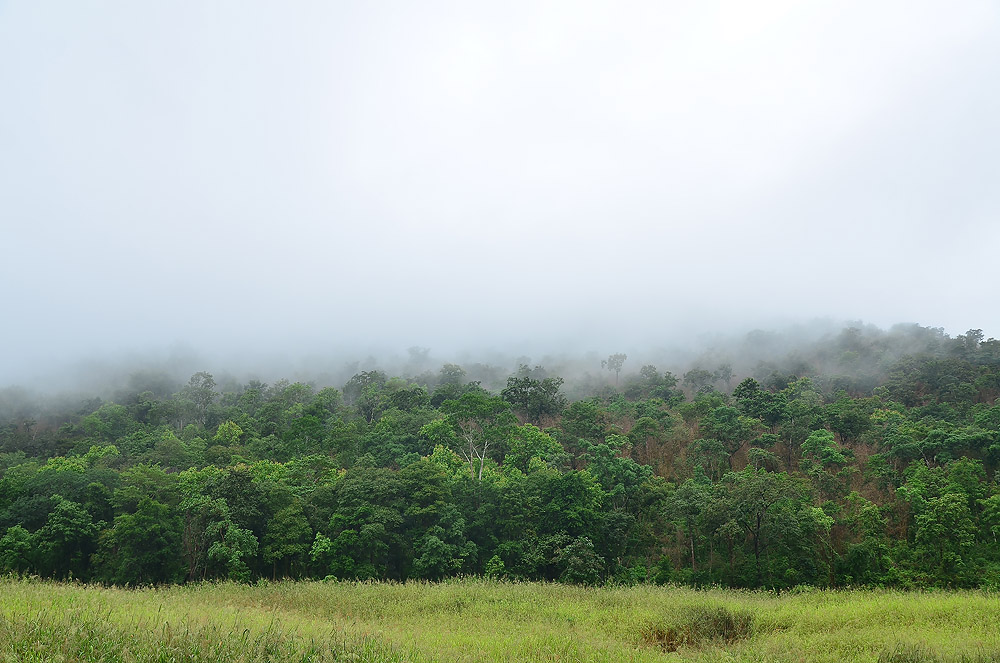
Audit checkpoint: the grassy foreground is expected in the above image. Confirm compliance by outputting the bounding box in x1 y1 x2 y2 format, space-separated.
1 578 999 662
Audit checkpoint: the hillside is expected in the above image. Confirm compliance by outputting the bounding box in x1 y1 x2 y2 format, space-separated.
1 323 998 588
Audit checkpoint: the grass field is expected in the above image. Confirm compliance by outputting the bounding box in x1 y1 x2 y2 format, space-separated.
1 578 999 662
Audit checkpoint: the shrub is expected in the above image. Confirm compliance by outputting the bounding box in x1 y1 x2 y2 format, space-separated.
641 604 753 652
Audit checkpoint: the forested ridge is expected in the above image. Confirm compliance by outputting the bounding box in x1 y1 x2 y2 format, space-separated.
2 324 1000 589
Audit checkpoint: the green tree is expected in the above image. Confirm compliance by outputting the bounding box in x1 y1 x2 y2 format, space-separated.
183 372 217 426
211 466 268 543
263 503 313 579
81 403 138 444
623 365 680 401
682 368 716 393
733 378 788 430
719 467 807 586
0 525 33 574
913 492 975 584
557 399 614 463
801 430 848 467
584 434 652 512
214 420 244 446
505 424 565 473
319 466 404 579
35 497 99 579
207 520 259 582
668 473 713 576
95 497 182 584
501 374 567 423
411 504 476 579
179 494 231 581
555 536 604 584
438 363 467 385
825 397 873 445
700 406 759 470
343 371 387 424
439 392 516 481
838 493 890 586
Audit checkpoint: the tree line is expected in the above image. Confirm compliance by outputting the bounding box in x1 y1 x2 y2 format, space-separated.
1 324 999 587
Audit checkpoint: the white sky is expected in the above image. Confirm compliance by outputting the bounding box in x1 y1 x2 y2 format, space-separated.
2 1 999 382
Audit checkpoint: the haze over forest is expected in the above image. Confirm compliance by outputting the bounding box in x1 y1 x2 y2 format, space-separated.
3 2 999 387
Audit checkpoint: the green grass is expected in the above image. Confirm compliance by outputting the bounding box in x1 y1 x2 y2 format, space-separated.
1 578 999 662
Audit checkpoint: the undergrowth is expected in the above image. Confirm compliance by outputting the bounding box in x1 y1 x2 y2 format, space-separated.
641 605 754 652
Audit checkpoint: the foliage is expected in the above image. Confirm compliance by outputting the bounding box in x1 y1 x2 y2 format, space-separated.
1 325 999 588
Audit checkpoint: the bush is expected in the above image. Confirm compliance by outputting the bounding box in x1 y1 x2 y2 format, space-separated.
641 604 753 652
555 536 604 585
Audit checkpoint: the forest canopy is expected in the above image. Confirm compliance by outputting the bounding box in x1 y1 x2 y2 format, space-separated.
1 323 999 588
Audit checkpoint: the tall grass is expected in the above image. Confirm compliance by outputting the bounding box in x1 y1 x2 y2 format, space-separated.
1 578 999 662
0 577 405 662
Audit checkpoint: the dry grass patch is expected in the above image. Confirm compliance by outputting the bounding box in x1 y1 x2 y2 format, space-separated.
641 604 754 652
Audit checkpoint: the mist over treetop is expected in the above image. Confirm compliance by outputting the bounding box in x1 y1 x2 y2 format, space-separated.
0 319 980 397
2 319 993 419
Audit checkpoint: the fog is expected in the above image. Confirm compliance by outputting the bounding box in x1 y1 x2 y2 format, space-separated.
2 2 999 389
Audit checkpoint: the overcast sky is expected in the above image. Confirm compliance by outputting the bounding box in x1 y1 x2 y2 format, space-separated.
2 1 999 384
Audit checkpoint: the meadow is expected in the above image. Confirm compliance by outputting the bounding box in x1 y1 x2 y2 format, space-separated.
0 578 998 663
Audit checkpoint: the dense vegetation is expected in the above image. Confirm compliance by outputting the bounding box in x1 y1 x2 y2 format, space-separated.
2 323 1000 588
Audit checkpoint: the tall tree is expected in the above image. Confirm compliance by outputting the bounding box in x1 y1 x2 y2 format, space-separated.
438 392 516 481
501 374 567 423
602 354 627 386
719 467 807 586
95 497 182 584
